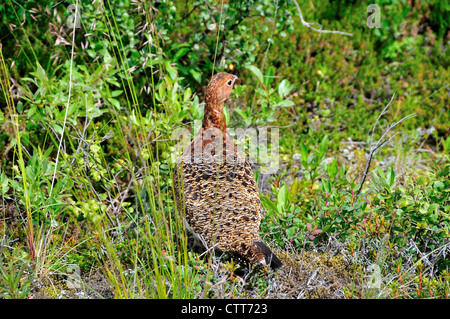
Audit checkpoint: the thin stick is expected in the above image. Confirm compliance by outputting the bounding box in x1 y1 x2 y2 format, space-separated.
368 94 396 154
49 0 78 197
356 94 416 196
291 0 353 36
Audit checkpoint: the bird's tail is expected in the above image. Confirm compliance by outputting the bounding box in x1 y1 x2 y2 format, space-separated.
254 241 283 269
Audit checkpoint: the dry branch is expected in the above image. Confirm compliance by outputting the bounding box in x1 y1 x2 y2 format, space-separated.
356 94 416 196
292 0 353 36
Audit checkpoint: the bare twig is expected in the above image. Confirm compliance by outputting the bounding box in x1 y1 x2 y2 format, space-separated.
356 94 416 195
368 94 396 154
291 0 353 36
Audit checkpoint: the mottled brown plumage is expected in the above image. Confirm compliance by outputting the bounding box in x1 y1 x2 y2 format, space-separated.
173 72 282 268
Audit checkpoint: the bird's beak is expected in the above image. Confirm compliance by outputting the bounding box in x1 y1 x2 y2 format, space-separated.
233 75 239 86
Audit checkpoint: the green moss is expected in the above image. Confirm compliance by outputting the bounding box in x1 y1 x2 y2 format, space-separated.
32 275 71 299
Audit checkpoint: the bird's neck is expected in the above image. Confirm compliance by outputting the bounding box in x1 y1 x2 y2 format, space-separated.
202 96 227 132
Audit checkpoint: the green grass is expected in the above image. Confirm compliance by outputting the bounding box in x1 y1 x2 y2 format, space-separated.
0 0 448 299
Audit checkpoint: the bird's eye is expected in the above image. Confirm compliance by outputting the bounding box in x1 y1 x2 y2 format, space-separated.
227 80 233 86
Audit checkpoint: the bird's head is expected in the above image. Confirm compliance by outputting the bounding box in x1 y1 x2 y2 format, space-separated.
205 72 239 105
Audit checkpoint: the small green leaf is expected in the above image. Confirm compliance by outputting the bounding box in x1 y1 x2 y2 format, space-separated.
307 153 315 165
278 79 294 98
108 97 121 109
189 68 202 83
321 179 331 194
340 163 345 180
318 135 329 160
184 87 192 102
276 100 295 107
300 142 308 164
286 227 296 238
234 108 247 119
164 61 178 80
370 171 381 187
290 178 300 198
245 65 264 86
433 181 444 191
36 62 48 84
264 67 275 86
376 166 386 180
223 106 230 125
389 167 395 188
111 90 123 97
443 136 450 152
260 195 278 214
277 184 288 212
105 77 120 87
173 47 190 62
428 203 439 213
16 101 24 113
328 159 338 178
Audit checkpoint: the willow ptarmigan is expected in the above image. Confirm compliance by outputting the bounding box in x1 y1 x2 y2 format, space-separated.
173 72 282 269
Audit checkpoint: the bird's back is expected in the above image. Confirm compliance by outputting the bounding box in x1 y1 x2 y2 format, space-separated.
174 131 261 250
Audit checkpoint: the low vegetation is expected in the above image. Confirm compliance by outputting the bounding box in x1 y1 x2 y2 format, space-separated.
0 0 448 299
